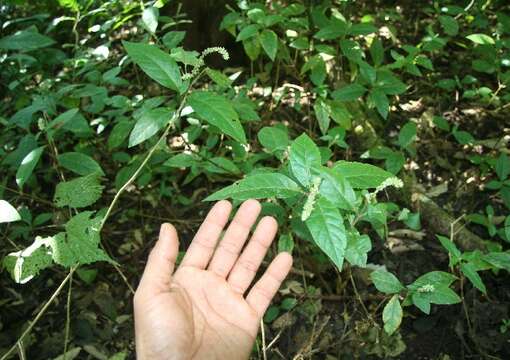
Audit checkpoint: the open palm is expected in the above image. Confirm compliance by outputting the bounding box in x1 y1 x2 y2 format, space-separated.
134 200 293 360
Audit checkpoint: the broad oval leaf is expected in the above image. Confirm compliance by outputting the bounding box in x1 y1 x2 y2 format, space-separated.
205 173 301 201
0 200 21 223
314 99 330 135
331 84 367 101
122 41 183 92
188 91 247 144
333 161 393 189
16 146 45 188
0 27 55 51
305 196 347 270
142 7 159 33
54 174 104 208
370 270 404 294
345 232 371 267
129 107 174 147
289 133 321 187
318 167 356 211
466 33 495 45
3 236 54 283
460 262 487 294
258 126 289 152
236 24 260 42
260 29 278 61
408 271 457 291
58 152 105 176
383 294 403 335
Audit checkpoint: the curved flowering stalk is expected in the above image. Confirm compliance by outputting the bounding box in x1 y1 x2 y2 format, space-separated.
182 46 230 80
301 176 322 221
366 176 404 202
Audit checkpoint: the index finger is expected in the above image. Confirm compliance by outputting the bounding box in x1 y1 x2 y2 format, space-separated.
179 200 232 269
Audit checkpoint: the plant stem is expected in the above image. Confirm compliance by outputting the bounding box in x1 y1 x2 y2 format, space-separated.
1 78 198 360
63 270 74 359
0 267 76 360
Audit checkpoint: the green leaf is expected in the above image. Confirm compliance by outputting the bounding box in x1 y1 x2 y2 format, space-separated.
142 6 159 33
376 71 407 95
314 99 330 135
0 200 21 223
51 212 113 267
122 41 182 92
433 116 450 131
397 122 417 148
108 121 134 150
314 19 348 40
54 174 104 208
437 235 461 267
333 161 393 189
188 91 247 144
318 167 356 211
233 98 260 122
483 252 510 272
162 31 186 49
58 152 105 176
3 236 54 283
439 15 459 36
237 24 260 42
408 271 457 291
495 153 510 181
345 233 371 267
331 84 367 101
452 128 475 145
205 173 301 201
428 285 461 305
243 36 261 61
370 270 404 294
260 29 278 61
289 133 322 187
305 197 347 270
349 23 377 35
205 68 233 88
76 267 98 285
383 295 403 335
278 233 294 253
258 126 289 152
460 262 486 294
46 108 80 134
466 33 495 45
16 146 45 188
204 157 241 175
412 292 431 314
329 101 352 129
163 153 197 168
0 27 55 51
368 88 389 119
129 107 173 147
370 38 384 66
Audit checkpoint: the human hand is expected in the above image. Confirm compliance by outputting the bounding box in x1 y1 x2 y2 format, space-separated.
134 200 293 360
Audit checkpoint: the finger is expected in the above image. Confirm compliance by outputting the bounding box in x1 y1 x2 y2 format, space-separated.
208 199 261 278
227 216 278 294
137 223 179 294
246 252 293 318
180 200 232 269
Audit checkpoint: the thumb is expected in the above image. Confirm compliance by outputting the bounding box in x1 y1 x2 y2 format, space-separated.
137 223 179 294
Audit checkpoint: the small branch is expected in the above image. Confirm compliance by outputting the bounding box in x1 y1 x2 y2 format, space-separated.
0 267 76 360
63 270 74 359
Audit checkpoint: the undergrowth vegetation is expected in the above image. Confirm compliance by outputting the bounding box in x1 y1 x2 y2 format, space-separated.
1 0 509 358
